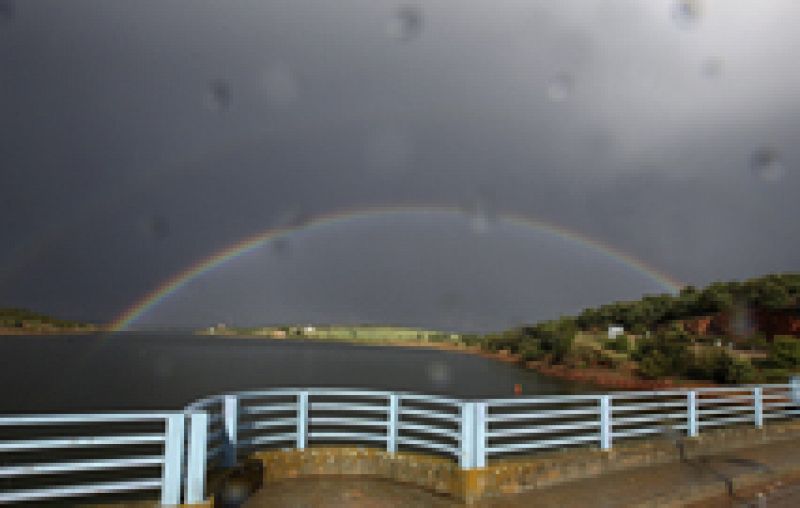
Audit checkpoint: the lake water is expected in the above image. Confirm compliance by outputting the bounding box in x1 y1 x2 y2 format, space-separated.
0 333 593 412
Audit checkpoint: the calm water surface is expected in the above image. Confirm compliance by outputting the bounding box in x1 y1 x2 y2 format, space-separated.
0 333 593 412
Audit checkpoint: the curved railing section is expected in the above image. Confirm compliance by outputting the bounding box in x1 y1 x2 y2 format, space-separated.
1 382 799 505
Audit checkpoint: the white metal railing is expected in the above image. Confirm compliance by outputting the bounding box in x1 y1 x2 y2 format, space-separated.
0 412 185 505
2 380 799 505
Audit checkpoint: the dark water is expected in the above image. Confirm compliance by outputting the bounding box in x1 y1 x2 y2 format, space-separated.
0 333 593 412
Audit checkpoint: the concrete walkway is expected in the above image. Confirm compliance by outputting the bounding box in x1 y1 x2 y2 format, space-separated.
242 439 800 507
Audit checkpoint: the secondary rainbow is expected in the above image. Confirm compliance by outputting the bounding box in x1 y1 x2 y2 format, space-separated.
110 205 683 331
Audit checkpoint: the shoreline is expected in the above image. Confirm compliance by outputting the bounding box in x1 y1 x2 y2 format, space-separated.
215 333 714 390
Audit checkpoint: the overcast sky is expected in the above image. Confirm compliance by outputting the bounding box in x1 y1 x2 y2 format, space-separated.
1 0 798 331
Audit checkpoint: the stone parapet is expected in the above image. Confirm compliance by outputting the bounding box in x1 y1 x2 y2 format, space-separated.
250 420 800 504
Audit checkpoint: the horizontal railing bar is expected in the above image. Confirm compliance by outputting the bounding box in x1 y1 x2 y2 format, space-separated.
612 401 688 411
243 404 298 415
488 434 598 453
763 410 800 419
0 413 177 425
398 407 460 422
694 387 761 393
613 425 687 438
397 394 462 405
763 401 796 408
234 389 306 399
0 434 165 452
761 393 792 399
310 403 387 412
486 395 602 406
244 433 297 446
698 407 753 417
488 420 599 438
307 432 387 441
611 390 690 398
310 418 387 427
487 408 598 422
396 437 458 455
307 389 392 397
245 418 298 430
697 397 754 405
612 413 687 425
0 479 162 504
398 422 460 440
699 415 754 427
0 455 163 478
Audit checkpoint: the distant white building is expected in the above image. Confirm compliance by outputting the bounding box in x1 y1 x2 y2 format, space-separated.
303 325 315 334
608 325 625 339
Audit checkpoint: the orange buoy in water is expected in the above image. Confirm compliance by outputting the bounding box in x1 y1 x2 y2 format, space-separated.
514 383 522 395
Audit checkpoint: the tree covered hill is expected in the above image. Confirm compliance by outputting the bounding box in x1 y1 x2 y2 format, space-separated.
0 308 95 332
484 273 800 384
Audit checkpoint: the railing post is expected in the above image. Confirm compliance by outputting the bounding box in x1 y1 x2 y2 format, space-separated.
387 393 399 454
161 413 184 506
599 395 612 451
687 391 698 437
791 376 800 405
474 402 487 468
459 402 475 469
185 412 208 504
223 395 238 467
297 390 308 450
754 387 763 429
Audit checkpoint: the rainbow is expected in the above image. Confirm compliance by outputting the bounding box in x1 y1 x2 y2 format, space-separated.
110 205 683 331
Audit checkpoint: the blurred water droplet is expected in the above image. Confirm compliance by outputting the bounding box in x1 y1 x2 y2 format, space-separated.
0 0 14 23
364 130 413 174
220 481 250 505
147 215 170 241
672 0 702 29
262 65 298 108
387 4 423 41
701 57 723 79
427 361 451 388
206 79 231 112
464 199 494 235
270 237 292 257
547 73 574 102
750 146 786 182
731 301 755 337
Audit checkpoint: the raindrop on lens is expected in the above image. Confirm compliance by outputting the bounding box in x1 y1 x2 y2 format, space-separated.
427 362 451 388
387 4 423 41
270 237 291 257
465 200 493 235
0 0 14 24
262 65 298 108
206 79 231 112
146 215 170 241
547 73 574 102
672 0 701 28
750 146 786 182
701 57 723 79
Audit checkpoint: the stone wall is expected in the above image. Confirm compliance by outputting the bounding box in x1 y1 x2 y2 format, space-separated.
249 420 800 504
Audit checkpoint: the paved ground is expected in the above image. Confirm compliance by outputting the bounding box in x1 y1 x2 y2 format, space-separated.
242 439 800 507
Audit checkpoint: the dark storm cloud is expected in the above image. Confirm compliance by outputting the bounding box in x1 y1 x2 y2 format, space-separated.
1 0 798 328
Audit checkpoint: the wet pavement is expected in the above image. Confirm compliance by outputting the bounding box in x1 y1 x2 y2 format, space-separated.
243 439 800 507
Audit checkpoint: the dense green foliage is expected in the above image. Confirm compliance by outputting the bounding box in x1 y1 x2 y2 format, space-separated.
0 308 83 328
575 273 800 333
482 273 800 384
